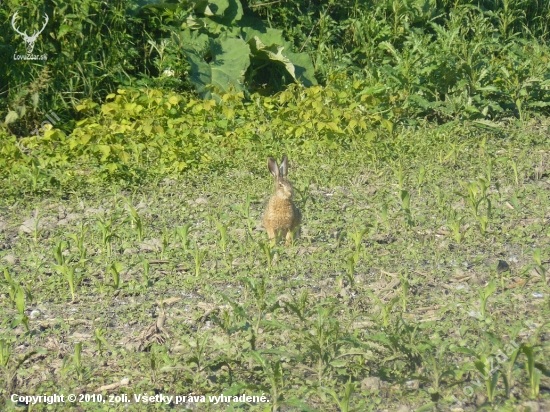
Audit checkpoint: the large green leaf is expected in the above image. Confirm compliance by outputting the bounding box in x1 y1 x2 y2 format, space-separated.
169 1 315 96
181 33 250 98
211 0 243 25
186 0 242 33
242 27 317 87
173 29 209 55
194 0 230 17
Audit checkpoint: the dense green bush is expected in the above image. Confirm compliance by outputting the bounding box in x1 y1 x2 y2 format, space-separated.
0 0 147 136
3 0 550 138
251 0 550 121
0 83 392 197
1 0 317 136
251 0 550 56
170 0 317 99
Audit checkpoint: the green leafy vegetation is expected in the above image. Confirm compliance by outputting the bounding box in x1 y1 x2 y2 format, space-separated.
1 0 550 410
172 0 317 98
1 121 550 410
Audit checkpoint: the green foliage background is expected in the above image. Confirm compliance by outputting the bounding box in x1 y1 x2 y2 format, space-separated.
1 0 550 193
1 2 550 410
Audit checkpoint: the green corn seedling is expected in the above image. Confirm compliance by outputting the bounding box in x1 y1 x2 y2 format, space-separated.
125 200 144 242
478 215 489 235
53 263 77 302
73 342 84 382
345 253 358 288
31 211 43 245
14 285 29 332
142 259 150 287
53 240 68 265
94 328 114 355
474 355 500 404
3 268 18 307
259 241 275 268
458 179 484 216
399 189 413 226
523 345 542 398
67 221 89 262
322 377 356 412
108 261 123 289
175 223 195 252
96 213 119 258
478 279 496 318
501 341 522 398
212 217 230 253
191 243 207 277
350 226 368 253
392 163 405 191
447 210 464 243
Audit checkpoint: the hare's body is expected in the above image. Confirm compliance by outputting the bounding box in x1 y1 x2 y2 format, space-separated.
263 156 301 245
264 194 301 242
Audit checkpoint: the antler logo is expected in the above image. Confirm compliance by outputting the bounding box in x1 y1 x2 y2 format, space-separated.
11 11 49 55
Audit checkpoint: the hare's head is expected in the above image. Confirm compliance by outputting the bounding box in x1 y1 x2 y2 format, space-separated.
268 156 294 199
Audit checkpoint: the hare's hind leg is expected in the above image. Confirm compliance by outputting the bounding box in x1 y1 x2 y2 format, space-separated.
285 223 300 246
266 226 275 240
285 229 294 247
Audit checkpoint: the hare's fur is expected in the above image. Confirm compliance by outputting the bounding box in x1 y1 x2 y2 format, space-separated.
263 156 301 246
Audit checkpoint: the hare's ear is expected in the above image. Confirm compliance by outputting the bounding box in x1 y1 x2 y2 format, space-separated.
280 155 288 178
267 157 279 178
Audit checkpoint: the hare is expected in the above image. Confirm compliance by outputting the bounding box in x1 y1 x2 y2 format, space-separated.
263 155 301 246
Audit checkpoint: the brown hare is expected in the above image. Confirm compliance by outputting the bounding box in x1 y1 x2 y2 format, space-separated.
263 155 301 246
